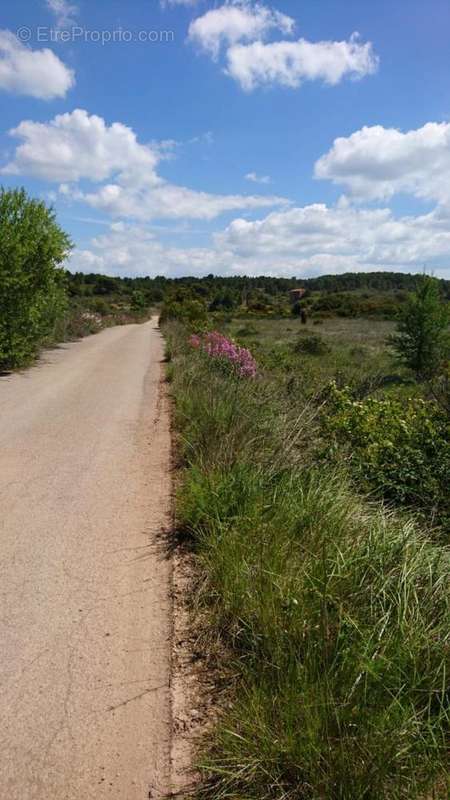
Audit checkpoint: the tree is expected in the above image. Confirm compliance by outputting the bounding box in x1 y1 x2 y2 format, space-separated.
0 188 72 369
390 275 449 380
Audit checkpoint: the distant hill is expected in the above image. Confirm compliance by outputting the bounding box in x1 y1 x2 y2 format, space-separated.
67 269 449 296
302 271 450 296
67 269 450 302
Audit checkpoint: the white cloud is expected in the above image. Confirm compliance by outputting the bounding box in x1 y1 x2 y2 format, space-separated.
0 29 74 99
2 109 158 182
2 109 287 221
315 121 450 204
245 171 271 184
69 223 225 277
187 3 377 91
214 201 450 274
46 0 78 28
68 202 450 279
72 181 287 220
188 0 294 59
226 32 378 91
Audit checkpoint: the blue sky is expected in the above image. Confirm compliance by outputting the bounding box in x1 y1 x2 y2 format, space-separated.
1 0 450 278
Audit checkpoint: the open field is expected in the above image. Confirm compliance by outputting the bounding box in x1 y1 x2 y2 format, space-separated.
225 315 398 379
221 316 424 408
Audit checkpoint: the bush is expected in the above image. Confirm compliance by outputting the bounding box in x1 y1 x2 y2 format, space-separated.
159 298 208 329
190 331 257 378
131 289 147 312
325 384 450 534
59 308 103 340
0 188 72 369
90 298 111 315
294 332 330 355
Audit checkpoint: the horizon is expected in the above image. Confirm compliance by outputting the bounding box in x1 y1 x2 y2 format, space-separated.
1 1 450 279
64 267 449 284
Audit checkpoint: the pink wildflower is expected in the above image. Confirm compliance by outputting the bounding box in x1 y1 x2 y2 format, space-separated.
190 330 257 379
189 334 201 349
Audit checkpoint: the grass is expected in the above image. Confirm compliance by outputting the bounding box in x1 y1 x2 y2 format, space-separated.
164 318 450 800
220 316 420 403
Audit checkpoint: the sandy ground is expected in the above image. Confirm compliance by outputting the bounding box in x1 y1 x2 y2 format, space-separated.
0 319 173 799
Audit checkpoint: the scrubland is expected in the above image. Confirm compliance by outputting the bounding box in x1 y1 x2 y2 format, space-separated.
164 315 449 800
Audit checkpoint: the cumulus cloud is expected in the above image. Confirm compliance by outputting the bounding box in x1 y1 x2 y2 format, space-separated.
226 33 378 91
214 201 450 273
46 0 78 28
69 201 450 279
188 0 294 59
187 3 377 91
71 181 287 220
2 109 159 182
69 223 225 277
0 29 74 99
315 121 450 204
2 109 287 221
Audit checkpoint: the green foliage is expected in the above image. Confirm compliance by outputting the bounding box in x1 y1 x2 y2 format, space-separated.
235 324 258 338
430 364 450 415
294 332 331 356
130 289 148 312
90 298 111 315
310 290 401 319
66 270 450 324
326 385 450 535
209 291 237 312
159 297 208 329
166 323 450 800
390 275 450 379
0 188 72 369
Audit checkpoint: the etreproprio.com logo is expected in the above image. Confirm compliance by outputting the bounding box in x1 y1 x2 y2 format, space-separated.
16 26 175 45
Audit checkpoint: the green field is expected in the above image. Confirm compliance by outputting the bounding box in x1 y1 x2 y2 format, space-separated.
227 315 399 383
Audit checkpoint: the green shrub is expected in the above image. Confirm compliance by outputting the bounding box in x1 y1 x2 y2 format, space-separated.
159 298 208 329
90 298 111 315
325 385 450 534
294 332 331 355
131 289 147 312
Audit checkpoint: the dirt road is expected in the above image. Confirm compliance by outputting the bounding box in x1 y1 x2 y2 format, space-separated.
0 320 173 799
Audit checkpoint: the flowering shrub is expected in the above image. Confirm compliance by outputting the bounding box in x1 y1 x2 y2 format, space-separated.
189 331 257 378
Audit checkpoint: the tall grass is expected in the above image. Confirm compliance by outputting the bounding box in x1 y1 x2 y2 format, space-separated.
165 321 450 800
